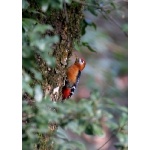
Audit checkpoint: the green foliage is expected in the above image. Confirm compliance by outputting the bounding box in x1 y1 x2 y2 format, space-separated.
23 91 127 149
22 0 59 95
22 1 60 148
37 0 72 11
22 0 29 10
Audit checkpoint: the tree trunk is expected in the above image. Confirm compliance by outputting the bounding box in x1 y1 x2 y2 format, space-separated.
28 1 84 101
23 1 84 149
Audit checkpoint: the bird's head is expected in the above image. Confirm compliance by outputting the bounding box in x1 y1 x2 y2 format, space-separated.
75 57 86 71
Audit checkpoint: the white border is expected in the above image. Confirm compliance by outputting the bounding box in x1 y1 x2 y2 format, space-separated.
0 1 22 149
129 0 150 149
0 0 150 149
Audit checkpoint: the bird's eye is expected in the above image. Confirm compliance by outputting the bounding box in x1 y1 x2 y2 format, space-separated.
81 59 84 63
77 58 85 64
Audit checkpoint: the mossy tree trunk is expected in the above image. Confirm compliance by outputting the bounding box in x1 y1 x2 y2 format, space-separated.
24 0 84 101
23 1 84 149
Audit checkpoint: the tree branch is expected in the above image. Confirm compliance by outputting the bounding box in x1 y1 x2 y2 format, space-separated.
73 0 128 37
97 121 128 150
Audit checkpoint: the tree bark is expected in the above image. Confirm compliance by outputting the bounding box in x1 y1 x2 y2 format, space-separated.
29 1 85 101
23 1 85 149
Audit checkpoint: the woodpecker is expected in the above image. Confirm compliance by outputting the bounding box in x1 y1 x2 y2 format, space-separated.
62 57 86 100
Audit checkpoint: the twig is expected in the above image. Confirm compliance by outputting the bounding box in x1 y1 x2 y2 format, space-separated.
72 0 128 37
97 121 128 150
99 10 128 37
98 132 116 150
63 0 69 23
73 0 102 9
